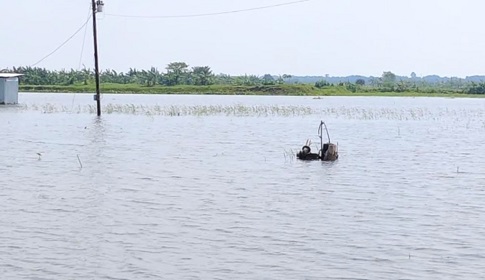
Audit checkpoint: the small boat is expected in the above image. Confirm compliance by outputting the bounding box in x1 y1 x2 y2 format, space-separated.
297 121 339 161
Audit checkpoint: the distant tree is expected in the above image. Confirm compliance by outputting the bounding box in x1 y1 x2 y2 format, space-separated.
273 74 293 84
410 72 417 79
466 82 485 94
275 76 284 84
164 62 189 86
381 71 396 91
81 67 93 85
214 73 234 85
315 80 330 88
236 75 262 86
262 74 275 85
382 71 396 83
147 67 160 87
368 77 380 87
395 80 410 92
345 82 357 93
356 79 365 86
248 75 262 85
192 66 214 85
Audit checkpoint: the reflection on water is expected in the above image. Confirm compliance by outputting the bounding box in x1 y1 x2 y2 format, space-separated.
0 93 484 279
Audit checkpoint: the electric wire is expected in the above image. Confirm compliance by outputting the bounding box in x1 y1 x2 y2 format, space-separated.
31 14 92 67
73 5 94 112
78 6 92 70
105 0 310 19
30 0 310 68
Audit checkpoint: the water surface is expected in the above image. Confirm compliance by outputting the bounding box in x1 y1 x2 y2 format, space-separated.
1 93 484 279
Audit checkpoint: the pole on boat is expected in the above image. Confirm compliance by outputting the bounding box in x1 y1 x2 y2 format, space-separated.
92 0 104 116
318 121 324 157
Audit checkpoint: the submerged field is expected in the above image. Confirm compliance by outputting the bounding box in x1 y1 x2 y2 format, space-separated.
1 93 485 279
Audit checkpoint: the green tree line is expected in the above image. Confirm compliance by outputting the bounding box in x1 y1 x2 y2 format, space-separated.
3 62 291 87
313 71 485 94
2 64 484 94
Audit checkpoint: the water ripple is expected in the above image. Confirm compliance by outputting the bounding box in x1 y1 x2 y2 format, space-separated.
0 94 484 279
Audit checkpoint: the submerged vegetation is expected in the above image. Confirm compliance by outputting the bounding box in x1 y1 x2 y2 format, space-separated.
20 103 315 117
16 103 484 131
2 63 485 96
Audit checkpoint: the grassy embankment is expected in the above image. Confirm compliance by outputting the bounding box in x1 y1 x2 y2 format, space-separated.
19 83 483 98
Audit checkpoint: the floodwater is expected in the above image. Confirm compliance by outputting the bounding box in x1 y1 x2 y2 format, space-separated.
1 93 485 279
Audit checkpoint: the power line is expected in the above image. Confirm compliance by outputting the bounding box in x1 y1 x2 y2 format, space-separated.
72 5 94 113
105 0 311 19
78 5 93 70
31 14 92 67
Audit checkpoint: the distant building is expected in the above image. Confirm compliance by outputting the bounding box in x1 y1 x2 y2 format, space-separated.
0 73 23 104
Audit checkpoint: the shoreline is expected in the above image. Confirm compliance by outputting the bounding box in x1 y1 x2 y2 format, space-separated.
19 84 485 98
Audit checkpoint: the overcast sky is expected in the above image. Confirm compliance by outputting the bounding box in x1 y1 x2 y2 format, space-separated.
1 0 484 77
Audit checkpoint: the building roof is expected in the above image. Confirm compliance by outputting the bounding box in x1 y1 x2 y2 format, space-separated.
0 73 24 78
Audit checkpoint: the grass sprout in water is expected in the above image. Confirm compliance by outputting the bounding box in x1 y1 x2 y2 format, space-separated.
16 103 485 125
20 103 315 117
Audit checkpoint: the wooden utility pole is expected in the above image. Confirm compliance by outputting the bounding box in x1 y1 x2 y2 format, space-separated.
91 0 103 116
